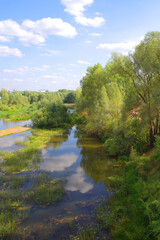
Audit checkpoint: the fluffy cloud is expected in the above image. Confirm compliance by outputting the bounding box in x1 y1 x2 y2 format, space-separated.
62 0 94 16
78 59 90 65
3 65 49 74
0 45 23 57
22 18 77 38
75 16 105 27
0 36 11 42
97 40 139 53
0 20 45 45
0 18 77 46
43 75 59 79
61 0 105 27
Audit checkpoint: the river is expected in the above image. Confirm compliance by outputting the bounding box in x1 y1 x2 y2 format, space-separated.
0 120 111 239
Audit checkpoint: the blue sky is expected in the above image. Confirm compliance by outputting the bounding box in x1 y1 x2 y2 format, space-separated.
0 0 160 91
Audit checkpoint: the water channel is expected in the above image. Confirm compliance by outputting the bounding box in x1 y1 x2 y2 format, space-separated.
0 119 111 239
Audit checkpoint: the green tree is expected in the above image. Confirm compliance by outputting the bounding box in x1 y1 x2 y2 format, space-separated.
122 32 160 146
32 101 71 128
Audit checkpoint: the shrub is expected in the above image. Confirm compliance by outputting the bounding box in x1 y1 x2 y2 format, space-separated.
32 101 71 128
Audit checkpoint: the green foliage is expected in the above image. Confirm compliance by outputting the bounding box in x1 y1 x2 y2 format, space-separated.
71 227 96 240
76 31 160 154
57 89 76 103
0 172 65 239
0 104 37 121
0 89 76 122
98 144 160 240
0 89 29 106
25 176 65 205
32 101 71 128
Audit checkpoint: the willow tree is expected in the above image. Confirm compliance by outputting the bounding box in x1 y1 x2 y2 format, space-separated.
118 32 160 147
80 63 108 115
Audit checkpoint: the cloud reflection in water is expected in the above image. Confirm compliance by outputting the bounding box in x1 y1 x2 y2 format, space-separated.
65 167 93 193
40 150 78 171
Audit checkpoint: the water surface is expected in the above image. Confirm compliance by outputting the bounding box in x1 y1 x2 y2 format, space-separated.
0 120 111 239
0 119 32 151
0 118 32 130
22 126 111 239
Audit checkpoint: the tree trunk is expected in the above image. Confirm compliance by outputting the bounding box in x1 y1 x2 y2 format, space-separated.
149 124 154 147
155 112 159 135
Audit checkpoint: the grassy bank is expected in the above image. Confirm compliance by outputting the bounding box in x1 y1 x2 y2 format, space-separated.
96 139 160 240
0 172 65 240
0 127 66 239
0 104 37 121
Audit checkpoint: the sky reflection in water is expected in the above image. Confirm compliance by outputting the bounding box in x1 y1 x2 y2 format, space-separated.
39 127 103 194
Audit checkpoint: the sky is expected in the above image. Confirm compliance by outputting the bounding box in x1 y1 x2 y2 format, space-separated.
0 0 160 91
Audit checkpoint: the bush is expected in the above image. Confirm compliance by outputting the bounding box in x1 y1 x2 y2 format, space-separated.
32 101 71 128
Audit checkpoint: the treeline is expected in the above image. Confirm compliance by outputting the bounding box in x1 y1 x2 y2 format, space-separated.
0 89 76 124
76 31 160 240
0 89 76 108
76 31 160 156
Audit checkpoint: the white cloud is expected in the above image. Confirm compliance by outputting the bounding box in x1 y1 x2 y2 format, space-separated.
43 75 58 79
70 63 77 67
78 59 90 65
97 40 141 54
75 16 105 27
85 40 92 44
2 78 9 81
61 0 105 27
0 36 11 42
14 78 23 82
3 65 49 75
62 0 94 16
0 20 45 45
40 49 60 56
3 66 29 74
33 65 49 72
0 45 23 57
22 17 77 38
0 18 77 46
89 32 102 37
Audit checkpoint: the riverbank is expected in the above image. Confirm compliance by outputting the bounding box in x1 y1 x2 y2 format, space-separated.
95 144 160 240
0 105 37 121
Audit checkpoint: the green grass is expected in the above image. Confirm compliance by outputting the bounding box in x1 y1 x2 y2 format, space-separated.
71 227 96 240
0 127 67 239
0 175 27 189
96 145 160 240
25 176 65 205
0 172 65 239
0 128 66 174
0 104 37 121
